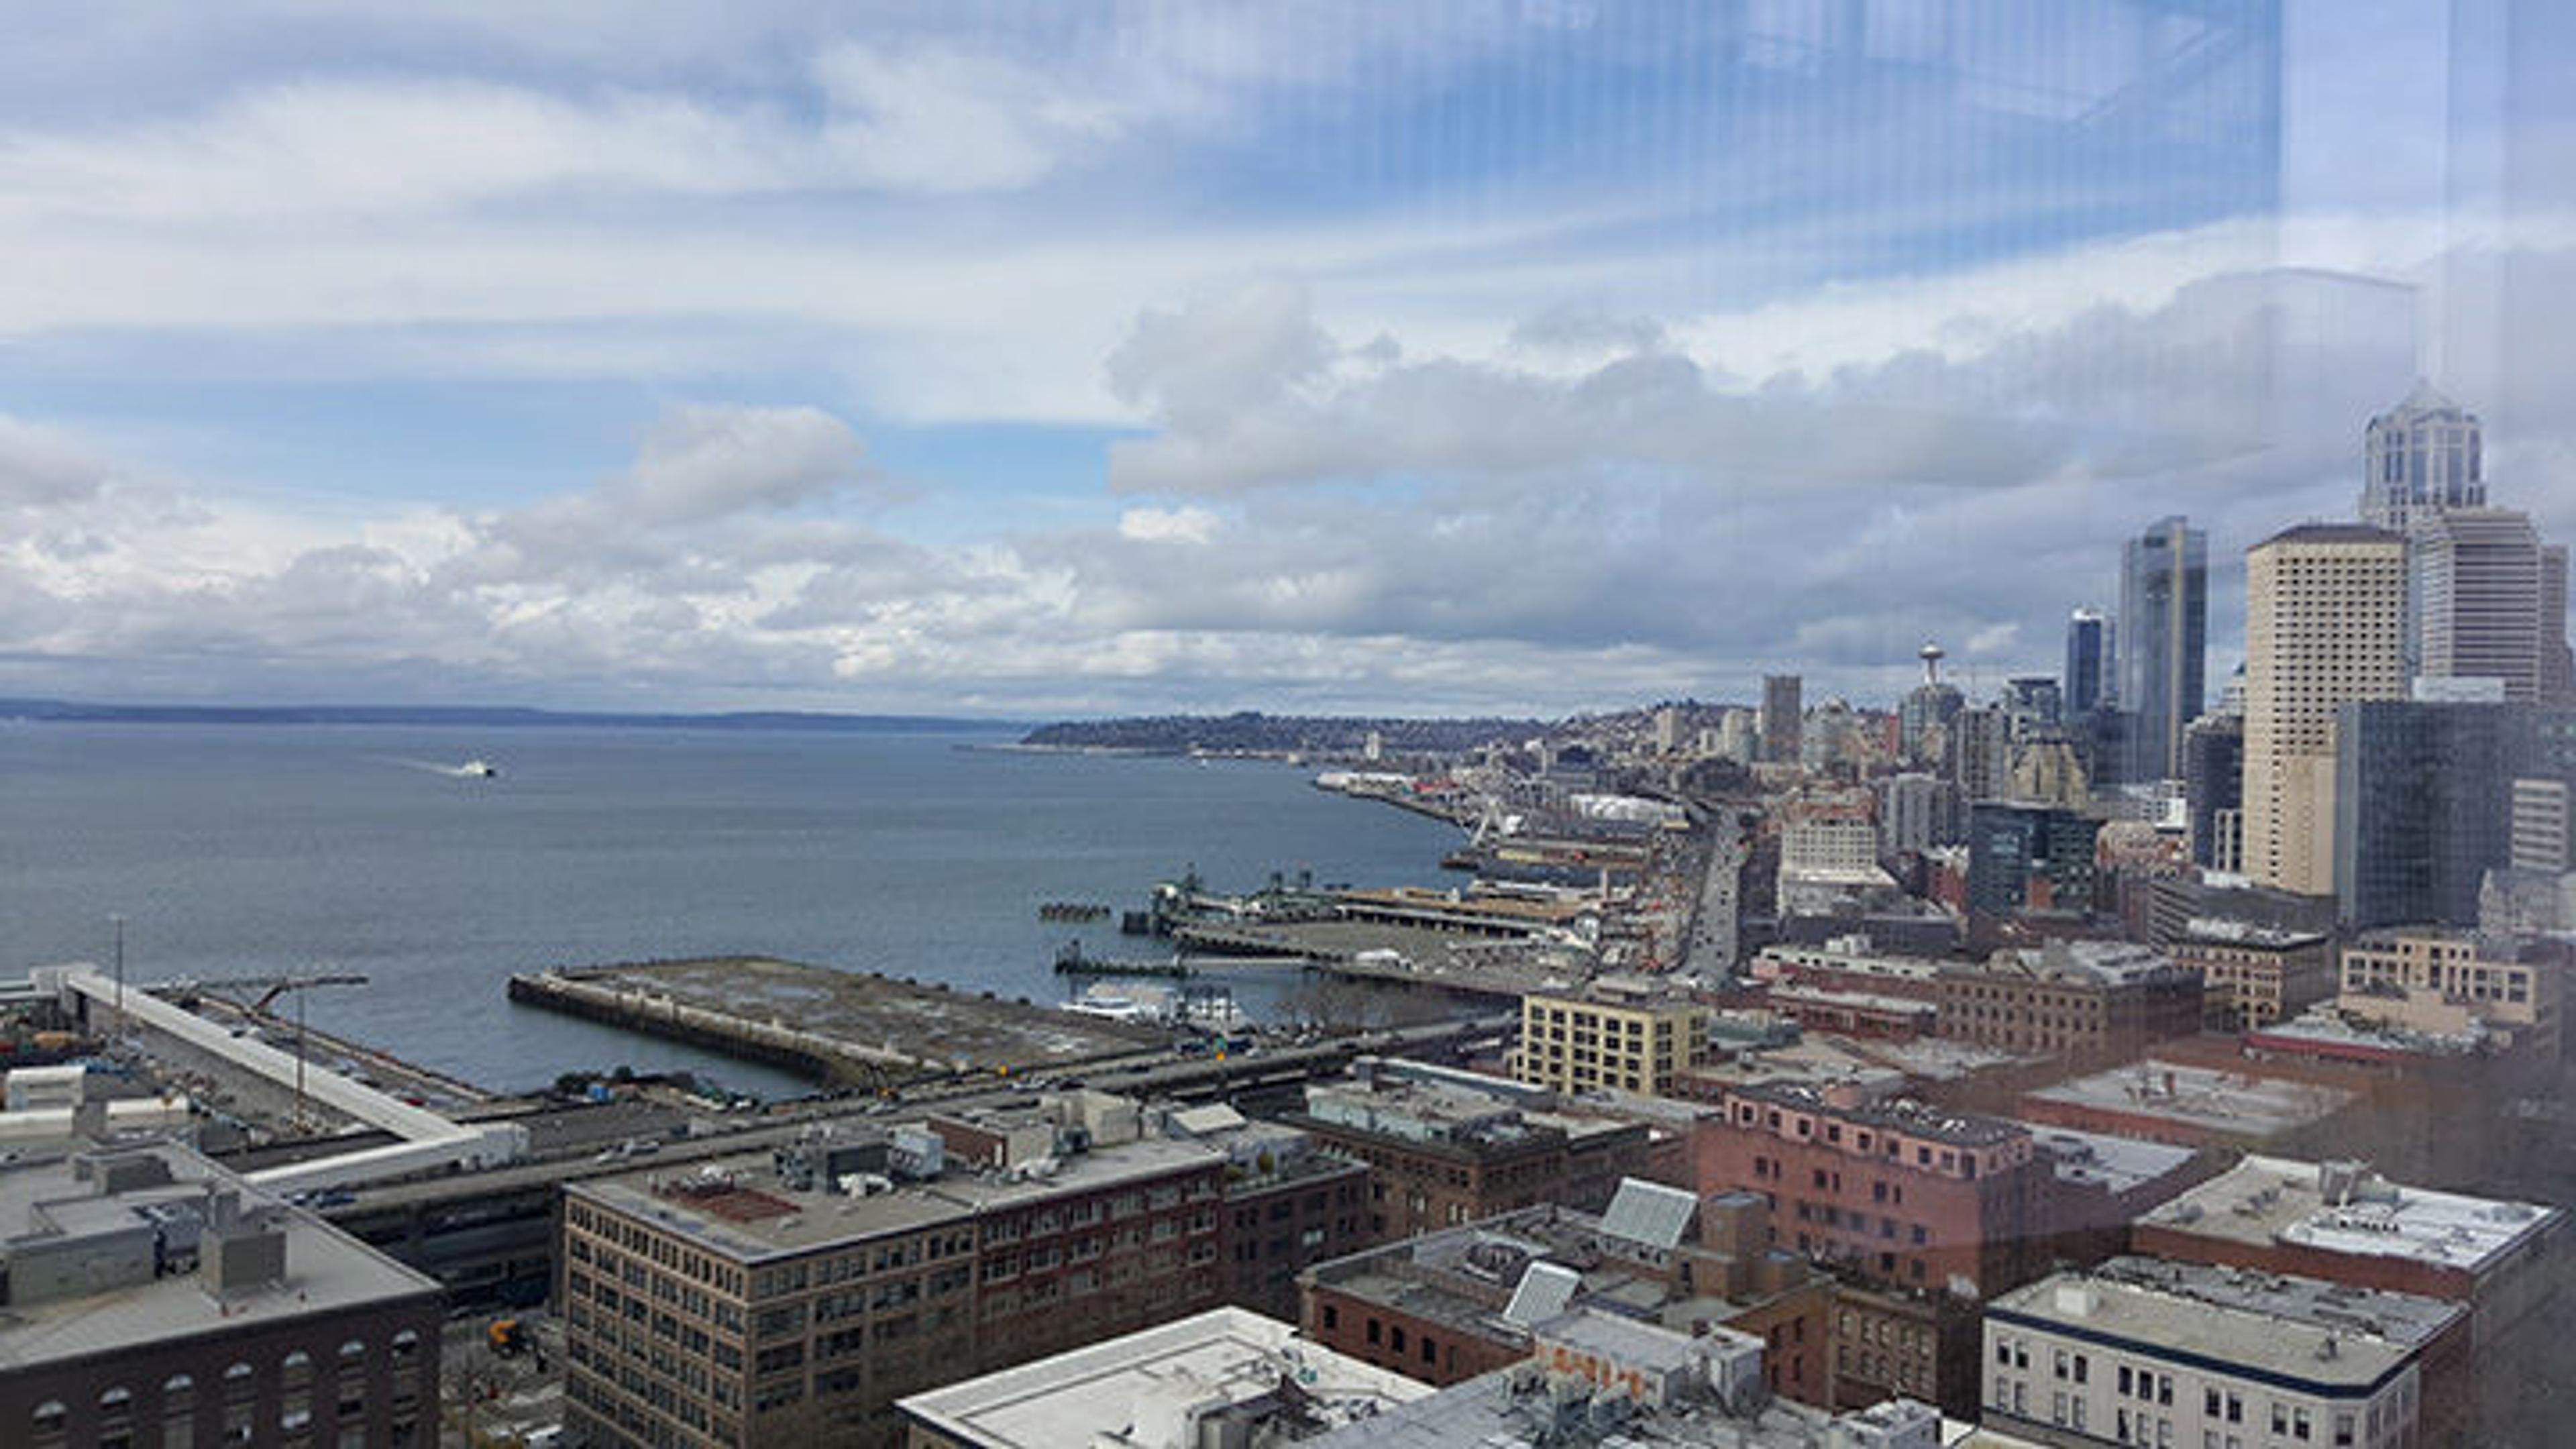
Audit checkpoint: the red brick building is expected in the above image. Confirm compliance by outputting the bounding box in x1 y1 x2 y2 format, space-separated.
1930 939 2203 1062
1695 1082 2044 1300
1693 1081 2051 1417
1285 1059 1652 1242
1299 1181 1839 1407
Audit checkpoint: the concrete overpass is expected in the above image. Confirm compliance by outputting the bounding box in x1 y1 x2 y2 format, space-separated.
36 963 527 1192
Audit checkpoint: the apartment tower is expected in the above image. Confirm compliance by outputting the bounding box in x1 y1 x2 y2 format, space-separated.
2241 524 2406 896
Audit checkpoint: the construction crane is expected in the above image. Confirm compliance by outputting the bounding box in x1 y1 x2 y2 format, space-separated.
157 973 368 1014
158 973 368 1134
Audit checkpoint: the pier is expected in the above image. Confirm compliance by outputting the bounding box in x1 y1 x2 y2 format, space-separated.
508 957 1168 1085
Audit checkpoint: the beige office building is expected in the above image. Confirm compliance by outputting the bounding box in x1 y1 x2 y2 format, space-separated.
2241 524 2406 896
1517 979 1707 1097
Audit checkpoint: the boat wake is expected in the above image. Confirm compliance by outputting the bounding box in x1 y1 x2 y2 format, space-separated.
382 757 502 780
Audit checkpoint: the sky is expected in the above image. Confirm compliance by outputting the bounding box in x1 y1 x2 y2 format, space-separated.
1 0 2571 718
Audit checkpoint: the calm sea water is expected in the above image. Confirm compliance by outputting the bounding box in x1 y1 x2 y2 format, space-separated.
0 724 1464 1096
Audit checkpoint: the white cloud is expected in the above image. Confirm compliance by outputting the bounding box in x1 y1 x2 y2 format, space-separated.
1116 506 1221 545
0 44 1200 227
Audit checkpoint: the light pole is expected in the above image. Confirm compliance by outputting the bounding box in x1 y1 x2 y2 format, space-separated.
294 985 308 1134
109 914 125 1041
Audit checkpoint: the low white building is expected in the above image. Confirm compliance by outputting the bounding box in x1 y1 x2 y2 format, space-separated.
1981 1257 2460 1449
896 1305 1430 1449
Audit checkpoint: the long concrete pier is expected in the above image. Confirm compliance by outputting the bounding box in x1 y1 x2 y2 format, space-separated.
508 957 1169 1084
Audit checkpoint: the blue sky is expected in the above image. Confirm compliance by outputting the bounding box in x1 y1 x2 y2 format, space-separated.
0 0 2567 716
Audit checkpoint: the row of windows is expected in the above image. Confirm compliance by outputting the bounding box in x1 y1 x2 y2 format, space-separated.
1992 1337 2409 1449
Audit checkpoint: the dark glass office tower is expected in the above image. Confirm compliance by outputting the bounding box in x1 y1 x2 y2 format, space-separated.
2064 608 2112 716
2120 517 2207 782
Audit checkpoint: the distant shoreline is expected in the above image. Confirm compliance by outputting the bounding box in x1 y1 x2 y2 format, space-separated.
0 698 1024 735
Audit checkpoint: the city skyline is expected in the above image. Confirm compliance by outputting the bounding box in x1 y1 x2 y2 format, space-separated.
0 3 2569 716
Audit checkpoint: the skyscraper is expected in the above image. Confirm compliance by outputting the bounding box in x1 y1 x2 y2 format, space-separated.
2002 676 2063 738
2546 545 2576 702
1761 674 1803 765
2359 382 2484 533
2410 508 2549 699
2241 524 2407 896
2182 714 2243 871
2333 700 2516 930
1945 704 2012 802
2063 608 2112 715
2118 516 2207 781
2334 701 2576 930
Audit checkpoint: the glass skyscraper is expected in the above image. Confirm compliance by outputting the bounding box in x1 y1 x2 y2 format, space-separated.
2120 517 2208 782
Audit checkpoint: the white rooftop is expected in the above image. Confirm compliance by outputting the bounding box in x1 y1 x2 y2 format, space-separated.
895 1306 1431 1449
2025 1061 2353 1138
1988 1258 2462 1391
2140 1155 2561 1275
2017 1122 2198 1196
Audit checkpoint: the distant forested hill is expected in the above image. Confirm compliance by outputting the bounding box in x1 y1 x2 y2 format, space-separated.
1020 711 1541 755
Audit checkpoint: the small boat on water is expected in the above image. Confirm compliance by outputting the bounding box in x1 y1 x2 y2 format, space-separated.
457 759 500 778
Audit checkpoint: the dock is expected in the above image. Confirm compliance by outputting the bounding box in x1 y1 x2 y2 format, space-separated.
1167 919 1589 1000
507 957 1169 1085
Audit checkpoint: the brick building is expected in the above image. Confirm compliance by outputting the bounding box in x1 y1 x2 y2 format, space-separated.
1 1136 443 1449
1930 938 2203 1061
1693 1081 2050 1416
2167 917 2335 1029
562 1092 1368 1448
1297 1179 1837 1407
1283 1059 1651 1242
1166 1106 1371 1322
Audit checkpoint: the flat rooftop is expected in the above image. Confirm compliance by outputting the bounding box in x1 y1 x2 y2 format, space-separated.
1974 940 2192 987
1301 1069 1638 1153
2017 1122 2198 1197
2137 1155 2561 1276
1731 1080 2021 1147
2250 1010 2489 1058
551 957 1165 1073
1305 1195 1808 1344
897 1305 1431 1449
567 1130 1226 1261
1988 1260 2458 1392
1766 983 1938 1016
1295 1349 1845 1449
0 1138 439 1372
2089 1256 2461 1349
2025 1061 2353 1139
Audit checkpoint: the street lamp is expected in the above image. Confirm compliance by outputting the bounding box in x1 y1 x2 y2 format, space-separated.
109 914 125 1041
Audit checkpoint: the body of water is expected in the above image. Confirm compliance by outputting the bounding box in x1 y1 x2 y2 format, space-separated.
0 723 1465 1095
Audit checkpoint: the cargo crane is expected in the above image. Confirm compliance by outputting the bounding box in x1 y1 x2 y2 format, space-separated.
160 972 370 1014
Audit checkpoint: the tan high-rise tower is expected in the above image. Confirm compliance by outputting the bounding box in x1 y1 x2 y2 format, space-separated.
2241 524 2406 895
